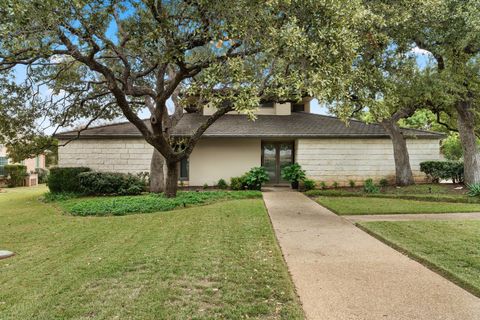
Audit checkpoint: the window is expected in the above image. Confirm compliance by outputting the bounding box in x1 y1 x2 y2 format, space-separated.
0 156 8 176
179 158 189 180
260 102 274 108
292 103 305 112
36 156 40 168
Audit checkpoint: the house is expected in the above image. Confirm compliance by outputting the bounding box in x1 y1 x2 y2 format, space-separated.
0 145 46 186
55 100 443 186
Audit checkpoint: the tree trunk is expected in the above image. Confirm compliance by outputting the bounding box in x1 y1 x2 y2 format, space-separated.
381 120 415 186
150 149 165 193
456 101 480 184
164 160 179 198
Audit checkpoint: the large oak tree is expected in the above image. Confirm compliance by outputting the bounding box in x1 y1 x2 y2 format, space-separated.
0 0 365 196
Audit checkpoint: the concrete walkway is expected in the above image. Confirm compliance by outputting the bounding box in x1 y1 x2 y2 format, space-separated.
263 190 480 320
345 212 480 223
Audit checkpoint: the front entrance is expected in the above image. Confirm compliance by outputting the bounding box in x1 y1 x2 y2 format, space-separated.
261 141 294 185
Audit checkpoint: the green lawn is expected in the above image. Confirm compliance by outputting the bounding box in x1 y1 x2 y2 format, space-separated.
316 196 480 215
359 220 480 297
306 184 477 203
0 186 303 319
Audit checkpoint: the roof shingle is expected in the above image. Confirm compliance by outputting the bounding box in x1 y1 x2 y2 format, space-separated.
55 112 444 139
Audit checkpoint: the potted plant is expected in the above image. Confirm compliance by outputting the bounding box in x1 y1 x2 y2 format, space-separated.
281 163 306 189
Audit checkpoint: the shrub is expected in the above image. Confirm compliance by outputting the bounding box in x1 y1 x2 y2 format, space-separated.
203 183 209 189
136 171 150 186
420 161 464 183
349 180 356 188
4 164 28 187
331 181 338 189
230 175 247 190
303 179 316 191
78 171 144 196
217 178 228 189
244 167 269 190
363 178 380 194
467 183 480 197
379 178 389 188
48 167 91 193
320 181 327 189
281 163 306 183
35 168 49 184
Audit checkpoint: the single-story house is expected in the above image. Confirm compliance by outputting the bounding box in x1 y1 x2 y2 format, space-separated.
55 101 443 186
0 145 46 187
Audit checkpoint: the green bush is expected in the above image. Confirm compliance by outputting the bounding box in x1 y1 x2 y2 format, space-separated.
230 175 246 190
4 164 28 187
35 168 49 184
303 179 316 191
60 191 263 216
47 167 91 193
332 181 339 189
420 161 464 183
363 178 380 194
78 171 144 196
203 183 209 189
217 179 228 189
379 178 389 188
467 183 480 197
281 163 306 183
349 180 356 188
320 181 327 189
244 167 269 190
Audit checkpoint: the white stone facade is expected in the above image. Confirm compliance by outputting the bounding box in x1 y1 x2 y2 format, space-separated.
295 138 441 185
58 139 153 174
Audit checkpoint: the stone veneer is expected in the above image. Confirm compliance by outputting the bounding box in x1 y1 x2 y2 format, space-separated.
295 138 441 186
58 139 153 174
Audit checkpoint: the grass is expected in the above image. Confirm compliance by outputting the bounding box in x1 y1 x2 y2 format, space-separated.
50 190 262 216
306 184 479 204
316 196 480 215
358 220 480 297
0 186 303 319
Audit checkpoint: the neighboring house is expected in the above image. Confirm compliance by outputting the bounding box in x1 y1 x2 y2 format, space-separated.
0 145 46 186
55 101 443 186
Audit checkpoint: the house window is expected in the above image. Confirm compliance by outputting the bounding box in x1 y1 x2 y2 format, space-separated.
260 102 274 108
179 158 189 181
0 156 8 176
36 156 40 168
292 103 305 112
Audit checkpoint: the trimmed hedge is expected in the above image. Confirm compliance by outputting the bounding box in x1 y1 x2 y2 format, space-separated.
78 171 145 196
4 164 28 187
420 161 464 183
48 167 91 193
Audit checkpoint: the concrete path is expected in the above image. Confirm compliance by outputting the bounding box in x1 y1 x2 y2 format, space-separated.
345 212 480 223
263 190 480 320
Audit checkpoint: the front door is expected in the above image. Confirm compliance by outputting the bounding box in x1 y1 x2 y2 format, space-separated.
261 142 294 185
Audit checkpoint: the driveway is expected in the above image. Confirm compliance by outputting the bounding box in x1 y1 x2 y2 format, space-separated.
263 189 480 320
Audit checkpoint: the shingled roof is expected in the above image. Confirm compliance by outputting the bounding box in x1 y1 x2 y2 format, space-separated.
55 112 444 139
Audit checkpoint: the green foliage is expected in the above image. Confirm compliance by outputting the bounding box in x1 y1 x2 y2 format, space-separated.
332 181 339 189
59 191 263 216
320 181 327 190
217 179 228 190
379 178 389 188
203 183 209 189
244 167 269 190
363 178 380 194
47 167 91 193
303 179 316 191
467 184 480 197
35 168 49 184
4 164 27 187
230 175 247 191
42 191 80 202
281 163 306 183
349 180 356 188
441 134 464 161
420 161 464 183
78 171 144 196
